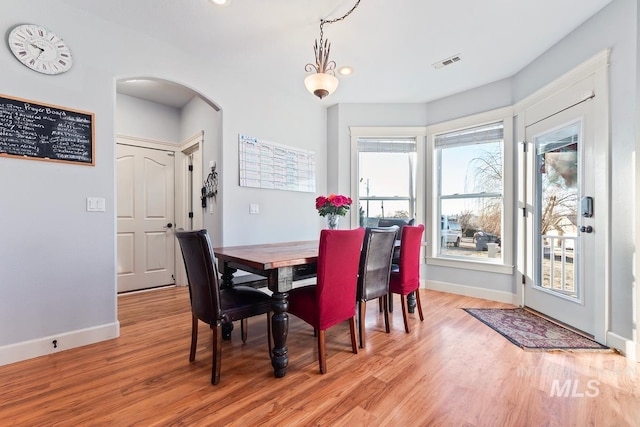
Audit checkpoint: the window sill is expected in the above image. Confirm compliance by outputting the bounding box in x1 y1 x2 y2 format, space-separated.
426 256 514 275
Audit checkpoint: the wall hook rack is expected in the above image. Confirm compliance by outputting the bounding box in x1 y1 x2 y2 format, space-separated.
201 163 218 208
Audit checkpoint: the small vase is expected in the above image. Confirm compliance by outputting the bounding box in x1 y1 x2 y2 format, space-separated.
326 213 340 230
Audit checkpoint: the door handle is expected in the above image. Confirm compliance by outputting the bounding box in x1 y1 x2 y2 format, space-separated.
165 223 173 229
579 225 593 233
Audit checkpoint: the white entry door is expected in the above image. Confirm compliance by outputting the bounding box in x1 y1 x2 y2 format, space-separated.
117 144 176 293
523 101 596 336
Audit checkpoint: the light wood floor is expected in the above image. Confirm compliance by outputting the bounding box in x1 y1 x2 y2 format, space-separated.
1 287 639 426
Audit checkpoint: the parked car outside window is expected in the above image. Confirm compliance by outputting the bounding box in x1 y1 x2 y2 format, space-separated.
441 216 462 247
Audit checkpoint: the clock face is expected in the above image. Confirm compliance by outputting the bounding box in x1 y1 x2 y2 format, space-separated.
8 24 73 75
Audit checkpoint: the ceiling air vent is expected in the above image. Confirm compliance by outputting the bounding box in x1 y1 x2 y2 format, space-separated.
433 54 461 69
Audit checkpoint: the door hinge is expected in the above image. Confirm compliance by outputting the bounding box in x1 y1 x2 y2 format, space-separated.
188 165 193 172
522 207 526 217
522 275 526 285
521 141 528 152
167 152 175 156
188 212 194 218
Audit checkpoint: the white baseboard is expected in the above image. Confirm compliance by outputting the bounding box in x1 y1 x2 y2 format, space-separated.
423 279 517 305
606 331 639 362
0 322 120 367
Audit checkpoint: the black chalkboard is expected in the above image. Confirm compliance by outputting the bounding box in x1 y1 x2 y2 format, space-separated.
0 94 94 166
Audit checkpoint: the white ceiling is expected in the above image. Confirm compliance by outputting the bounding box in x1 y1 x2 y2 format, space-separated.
61 0 613 108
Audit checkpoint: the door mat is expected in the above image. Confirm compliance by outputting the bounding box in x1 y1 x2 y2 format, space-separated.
463 308 610 351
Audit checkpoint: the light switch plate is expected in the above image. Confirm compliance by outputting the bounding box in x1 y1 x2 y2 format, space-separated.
249 203 259 214
87 197 106 212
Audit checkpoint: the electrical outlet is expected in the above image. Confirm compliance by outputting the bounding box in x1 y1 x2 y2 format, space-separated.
249 204 259 214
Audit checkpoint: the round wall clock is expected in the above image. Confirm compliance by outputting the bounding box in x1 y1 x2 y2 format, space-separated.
7 24 73 75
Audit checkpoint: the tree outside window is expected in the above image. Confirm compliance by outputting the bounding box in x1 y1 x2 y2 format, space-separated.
436 122 504 260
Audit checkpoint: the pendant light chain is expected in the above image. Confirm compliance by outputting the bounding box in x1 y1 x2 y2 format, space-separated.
319 0 361 47
304 0 362 99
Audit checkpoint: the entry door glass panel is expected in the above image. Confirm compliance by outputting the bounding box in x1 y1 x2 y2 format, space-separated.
535 122 580 301
524 103 595 336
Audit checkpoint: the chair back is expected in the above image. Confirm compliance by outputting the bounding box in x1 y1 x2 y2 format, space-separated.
377 218 415 240
315 228 365 330
394 224 425 293
175 229 220 325
357 226 398 302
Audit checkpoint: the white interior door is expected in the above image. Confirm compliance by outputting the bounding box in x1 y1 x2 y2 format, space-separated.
117 144 175 293
524 102 596 335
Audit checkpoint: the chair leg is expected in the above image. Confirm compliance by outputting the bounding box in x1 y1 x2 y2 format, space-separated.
318 329 327 374
349 316 358 355
400 295 410 333
378 297 383 313
358 300 366 349
388 291 393 312
241 318 248 343
211 325 222 385
382 295 390 333
266 312 273 358
189 314 198 362
415 290 424 321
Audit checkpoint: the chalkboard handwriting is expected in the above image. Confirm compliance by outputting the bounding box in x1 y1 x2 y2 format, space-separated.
0 94 94 165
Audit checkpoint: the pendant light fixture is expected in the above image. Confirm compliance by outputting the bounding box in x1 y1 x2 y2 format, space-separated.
304 0 361 99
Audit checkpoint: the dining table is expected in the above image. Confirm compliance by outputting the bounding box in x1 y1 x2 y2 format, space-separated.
213 240 319 378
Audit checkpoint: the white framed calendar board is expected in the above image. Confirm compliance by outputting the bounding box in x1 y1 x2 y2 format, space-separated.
238 134 316 193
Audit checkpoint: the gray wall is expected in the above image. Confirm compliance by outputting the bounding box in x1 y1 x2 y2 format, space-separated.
0 0 326 355
1 0 637 361
180 96 223 245
116 94 182 142
329 0 638 339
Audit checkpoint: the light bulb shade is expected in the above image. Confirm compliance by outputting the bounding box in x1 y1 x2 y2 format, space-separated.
304 73 339 99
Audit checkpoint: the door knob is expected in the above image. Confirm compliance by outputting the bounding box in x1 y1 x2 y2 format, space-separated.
165 223 173 229
579 225 593 233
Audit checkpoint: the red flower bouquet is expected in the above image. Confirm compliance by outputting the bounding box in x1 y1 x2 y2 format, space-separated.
315 194 352 217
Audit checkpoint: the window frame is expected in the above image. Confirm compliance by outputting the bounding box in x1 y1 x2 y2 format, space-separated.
350 126 427 231
426 107 514 275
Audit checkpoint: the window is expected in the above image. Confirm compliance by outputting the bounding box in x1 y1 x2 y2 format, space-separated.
350 127 426 229
357 138 417 226
427 108 514 273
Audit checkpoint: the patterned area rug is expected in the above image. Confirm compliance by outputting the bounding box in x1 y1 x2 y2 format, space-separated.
463 308 610 351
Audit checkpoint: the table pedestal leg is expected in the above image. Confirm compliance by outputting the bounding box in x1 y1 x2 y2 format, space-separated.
220 265 237 288
222 322 233 339
270 291 289 378
219 262 237 339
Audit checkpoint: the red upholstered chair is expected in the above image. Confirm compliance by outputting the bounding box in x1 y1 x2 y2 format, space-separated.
175 229 272 385
389 224 425 333
288 228 365 374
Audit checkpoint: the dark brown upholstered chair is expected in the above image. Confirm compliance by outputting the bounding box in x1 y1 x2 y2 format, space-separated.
377 217 415 232
287 228 365 374
356 226 398 348
377 218 415 264
389 224 425 333
175 229 272 385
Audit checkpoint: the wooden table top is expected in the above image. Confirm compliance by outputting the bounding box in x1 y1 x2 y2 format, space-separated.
213 240 319 271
